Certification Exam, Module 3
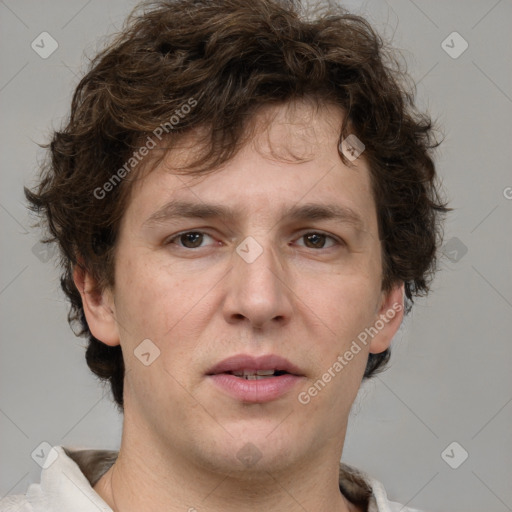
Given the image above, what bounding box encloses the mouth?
[207,353,303,378]
[227,369,290,380]
[206,354,304,403]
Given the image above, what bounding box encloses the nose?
[222,238,293,330]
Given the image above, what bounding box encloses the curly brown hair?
[25,0,448,410]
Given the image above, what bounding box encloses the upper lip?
[206,354,303,376]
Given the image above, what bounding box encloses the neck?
[93,424,361,512]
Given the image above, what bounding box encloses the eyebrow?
[143,200,365,231]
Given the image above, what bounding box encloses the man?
[2,0,447,510]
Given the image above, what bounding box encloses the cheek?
[297,270,380,340]
[115,261,197,412]
[112,252,172,348]
[113,252,218,379]
[302,281,377,402]
[294,270,381,395]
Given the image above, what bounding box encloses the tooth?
[231,369,278,379]
[244,374,278,380]
[255,369,275,376]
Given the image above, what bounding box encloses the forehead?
[123,100,377,233]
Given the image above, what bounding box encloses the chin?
[194,423,305,477]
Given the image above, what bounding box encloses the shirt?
[0,446,425,512]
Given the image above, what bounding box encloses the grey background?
[1,1,511,511]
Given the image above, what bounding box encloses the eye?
[295,232,339,249]
[166,231,216,249]
[165,230,340,251]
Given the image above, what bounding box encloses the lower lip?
[207,374,303,403]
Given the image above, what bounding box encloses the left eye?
[295,232,337,249]
[166,231,338,250]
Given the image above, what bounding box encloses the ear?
[72,264,120,347]
[369,283,404,354]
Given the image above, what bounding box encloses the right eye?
[166,231,217,249]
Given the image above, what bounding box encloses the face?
[81,99,403,476]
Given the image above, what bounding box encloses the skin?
[75,99,404,512]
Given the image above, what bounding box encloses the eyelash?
[165,230,342,250]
